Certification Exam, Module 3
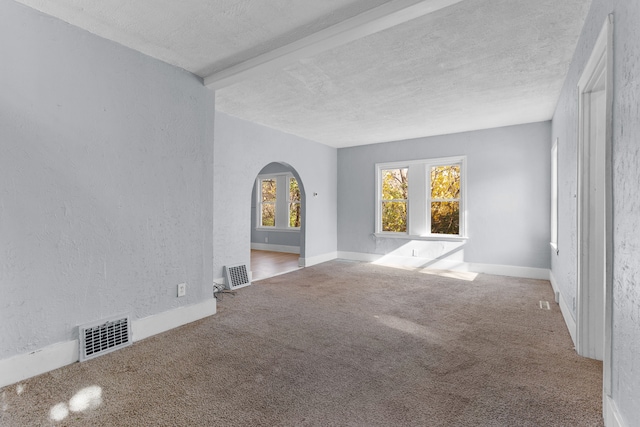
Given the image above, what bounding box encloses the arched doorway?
[249,162,306,280]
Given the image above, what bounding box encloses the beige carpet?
[0,260,603,426]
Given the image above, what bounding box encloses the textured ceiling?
[16,0,592,147]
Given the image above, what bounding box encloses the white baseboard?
[467,262,549,280]
[550,271,577,347]
[337,251,549,280]
[132,298,216,342]
[299,251,338,267]
[0,340,79,389]
[250,243,300,254]
[0,299,217,389]
[337,251,379,262]
[604,394,627,427]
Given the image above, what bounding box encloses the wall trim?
[0,340,79,389]
[338,251,380,262]
[250,243,300,254]
[337,251,549,280]
[131,298,216,342]
[0,299,217,388]
[604,394,626,427]
[299,251,338,267]
[550,271,577,347]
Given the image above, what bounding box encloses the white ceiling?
[16,0,591,147]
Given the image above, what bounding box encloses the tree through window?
[260,178,276,227]
[289,177,301,228]
[430,165,460,235]
[381,168,408,232]
[256,174,301,230]
[376,157,465,237]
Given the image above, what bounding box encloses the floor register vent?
[224,264,251,290]
[78,315,132,362]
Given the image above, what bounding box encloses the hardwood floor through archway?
[250,250,301,281]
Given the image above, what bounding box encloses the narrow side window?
[260,178,276,227]
[551,138,558,252]
[380,168,409,233]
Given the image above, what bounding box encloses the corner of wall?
[299,251,338,267]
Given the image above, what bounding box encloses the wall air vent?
[224,264,251,290]
[78,315,132,362]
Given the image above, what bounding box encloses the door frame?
[576,13,613,392]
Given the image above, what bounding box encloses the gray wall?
[213,112,337,278]
[551,0,640,423]
[0,1,214,359]
[250,163,302,248]
[338,122,551,269]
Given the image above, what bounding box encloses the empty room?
[1,0,639,426]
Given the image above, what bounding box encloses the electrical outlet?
[177,283,186,297]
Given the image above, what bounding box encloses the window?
[259,178,276,227]
[429,165,460,235]
[381,168,408,232]
[289,177,301,228]
[375,156,466,238]
[550,138,558,252]
[256,174,301,230]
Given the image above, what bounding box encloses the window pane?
[382,168,408,200]
[261,179,276,202]
[289,202,301,228]
[289,177,301,202]
[382,201,407,232]
[431,165,460,199]
[261,203,275,227]
[431,201,459,235]
[551,142,558,246]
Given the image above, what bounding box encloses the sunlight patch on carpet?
[373,262,478,281]
[49,402,69,422]
[49,385,103,422]
[375,315,441,342]
[419,268,478,281]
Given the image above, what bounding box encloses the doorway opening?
[250,162,306,281]
[576,13,613,410]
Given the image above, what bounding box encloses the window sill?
[256,227,301,232]
[374,233,468,242]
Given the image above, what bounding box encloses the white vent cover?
[78,315,132,362]
[224,264,251,290]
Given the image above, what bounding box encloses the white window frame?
[375,156,467,240]
[288,176,302,229]
[256,173,301,231]
[258,176,277,228]
[550,138,559,253]
[379,167,410,234]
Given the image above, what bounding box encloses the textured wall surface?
[337,122,551,269]
[213,112,337,279]
[551,0,640,423]
[611,0,640,420]
[0,2,214,359]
